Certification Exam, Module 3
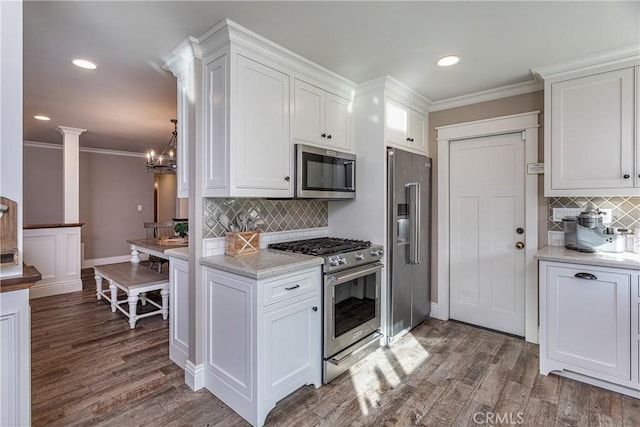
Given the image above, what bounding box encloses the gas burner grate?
[269,237,371,256]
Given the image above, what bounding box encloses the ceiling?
[23,1,639,154]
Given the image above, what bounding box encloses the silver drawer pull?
[284,284,300,291]
[574,272,597,280]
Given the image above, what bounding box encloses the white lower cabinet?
[634,274,640,386]
[202,266,322,426]
[540,261,640,397]
[0,289,31,427]
[169,257,189,369]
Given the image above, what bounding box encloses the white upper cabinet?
[234,55,291,193]
[636,67,640,189]
[165,20,357,199]
[550,68,634,193]
[293,79,351,151]
[202,52,292,198]
[533,46,640,197]
[385,97,428,155]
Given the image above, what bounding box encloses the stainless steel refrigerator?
[387,147,431,342]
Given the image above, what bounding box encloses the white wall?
[0,0,23,278]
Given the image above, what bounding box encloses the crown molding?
[531,43,640,81]
[24,141,146,158]
[355,75,432,112]
[191,18,356,97]
[163,36,201,78]
[429,79,543,112]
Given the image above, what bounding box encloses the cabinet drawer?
[263,272,316,306]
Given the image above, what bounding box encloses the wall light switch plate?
[552,208,582,222]
[137,205,143,212]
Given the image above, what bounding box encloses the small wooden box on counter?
[225,231,260,257]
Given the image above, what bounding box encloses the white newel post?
[56,126,86,223]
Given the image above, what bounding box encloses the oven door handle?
[327,262,383,284]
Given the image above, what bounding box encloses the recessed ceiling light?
[72,59,97,70]
[34,115,51,121]
[437,55,460,67]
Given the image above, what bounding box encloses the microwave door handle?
[345,161,355,190]
[407,182,420,265]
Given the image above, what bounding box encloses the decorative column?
[56,126,86,223]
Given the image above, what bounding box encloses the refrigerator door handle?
[407,182,421,264]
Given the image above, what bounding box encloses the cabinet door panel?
[236,55,291,192]
[205,270,254,399]
[204,55,228,192]
[545,265,631,379]
[408,108,426,153]
[551,68,634,190]
[385,98,408,145]
[262,294,320,400]
[325,93,351,151]
[294,79,324,145]
[169,258,189,369]
[636,67,640,189]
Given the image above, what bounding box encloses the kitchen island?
[200,250,324,426]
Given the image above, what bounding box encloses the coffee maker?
[569,208,625,253]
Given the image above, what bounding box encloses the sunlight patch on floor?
[348,332,431,416]
[390,332,430,375]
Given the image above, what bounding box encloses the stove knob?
[338,256,347,265]
[370,249,384,257]
[354,253,365,261]
[328,257,340,267]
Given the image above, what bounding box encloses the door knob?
[312,306,318,312]
[515,242,525,250]
[284,176,290,181]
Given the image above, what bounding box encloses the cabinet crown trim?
[187,18,356,94]
[357,75,431,112]
[532,43,640,81]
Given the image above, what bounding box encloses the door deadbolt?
[516,227,524,235]
[515,242,525,250]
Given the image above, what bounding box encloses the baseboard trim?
[30,280,83,299]
[430,302,447,321]
[185,361,205,391]
[82,254,147,269]
[552,370,640,399]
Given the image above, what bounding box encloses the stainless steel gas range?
[268,237,384,383]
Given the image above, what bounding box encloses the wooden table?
[126,238,188,264]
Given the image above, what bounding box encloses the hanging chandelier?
[146,119,177,173]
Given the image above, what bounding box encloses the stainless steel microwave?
[295,144,356,199]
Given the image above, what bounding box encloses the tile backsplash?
[203,198,328,238]
[548,196,640,231]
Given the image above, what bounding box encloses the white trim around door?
[436,111,540,344]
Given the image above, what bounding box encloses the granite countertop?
[165,246,189,261]
[535,246,640,270]
[200,249,324,279]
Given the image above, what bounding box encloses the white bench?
[94,262,169,329]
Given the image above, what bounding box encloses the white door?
[450,132,525,336]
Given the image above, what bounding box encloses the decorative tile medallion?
[548,197,640,232]
[203,198,328,238]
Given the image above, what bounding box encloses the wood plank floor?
[30,270,640,426]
